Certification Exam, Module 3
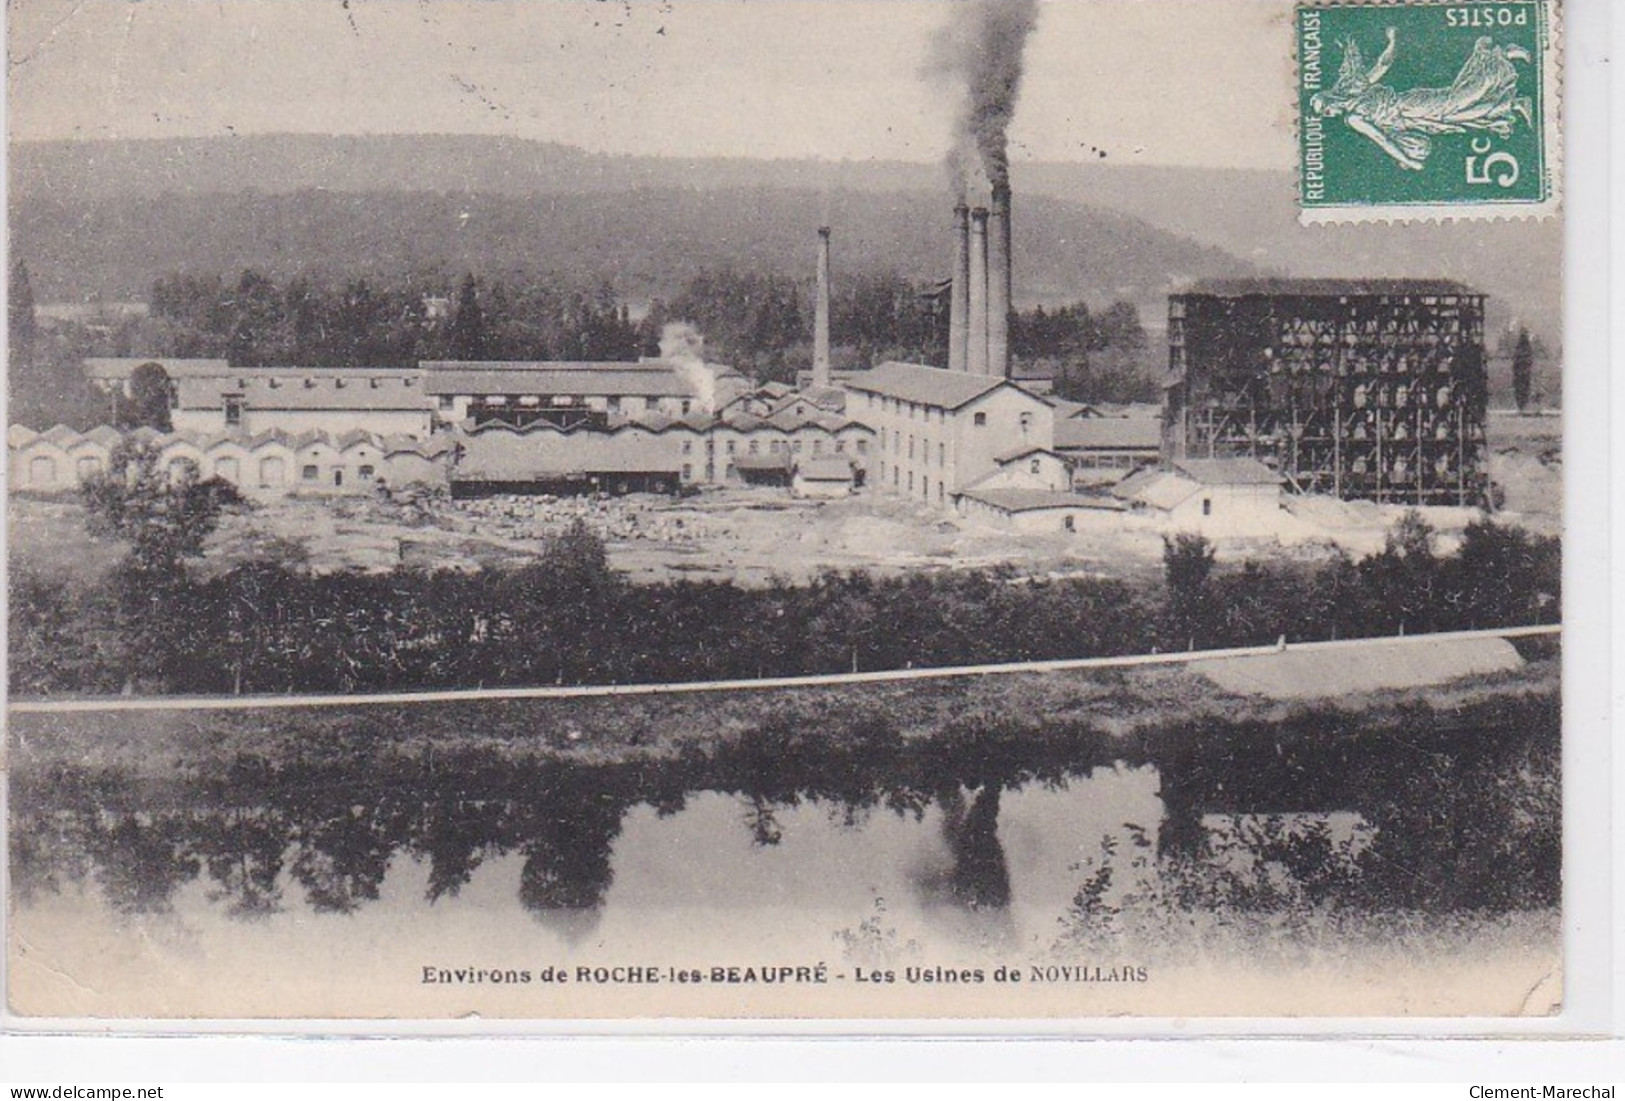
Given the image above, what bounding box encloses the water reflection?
[10,691,1561,946]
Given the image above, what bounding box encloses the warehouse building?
[1162,279,1489,506]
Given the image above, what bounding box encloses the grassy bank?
[9,654,1560,778]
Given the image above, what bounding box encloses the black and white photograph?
[2,0,1591,1024]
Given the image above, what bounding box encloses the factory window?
[813,439,824,454]
[1030,459,1042,474]
[973,412,987,427]
[438,396,455,411]
[682,464,693,480]
[359,465,375,480]
[682,440,693,454]
[1064,515,1076,533]
[908,436,914,460]
[770,441,781,453]
[225,395,244,427]
[726,441,736,454]
[1202,498,1212,517]
[30,456,57,485]
[938,443,945,468]
[749,441,759,454]
[856,440,868,455]
[302,464,319,481]
[259,457,286,485]
[333,470,344,487]
[793,441,803,453]
[681,400,692,415]
[893,468,899,488]
[1019,412,1033,434]
[609,396,621,411]
[907,472,914,493]
[937,484,944,505]
[834,441,844,454]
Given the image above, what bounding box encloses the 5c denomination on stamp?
[1297,0,1558,221]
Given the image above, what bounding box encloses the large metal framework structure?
[1163,279,1489,506]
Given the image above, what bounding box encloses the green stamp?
[1297,0,1556,218]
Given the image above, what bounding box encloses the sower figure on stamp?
[1311,28,1534,170]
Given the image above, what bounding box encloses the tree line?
[8,443,1560,697]
[7,254,1161,431]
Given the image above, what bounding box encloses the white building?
[842,362,1055,508]
[1111,458,1285,535]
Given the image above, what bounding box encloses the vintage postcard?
[3,0,1584,1025]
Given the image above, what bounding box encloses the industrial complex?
[14,185,1496,538]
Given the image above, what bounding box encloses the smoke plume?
[659,321,705,363]
[928,0,1040,197]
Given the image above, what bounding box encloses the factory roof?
[11,424,453,459]
[794,457,855,482]
[957,488,1126,514]
[177,374,427,411]
[731,453,794,473]
[995,445,1066,465]
[421,366,692,398]
[1179,278,1481,299]
[1054,416,1163,452]
[843,362,1043,410]
[1172,458,1285,486]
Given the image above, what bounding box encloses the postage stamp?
[1297,0,1559,220]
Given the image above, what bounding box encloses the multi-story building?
[842,361,1055,508]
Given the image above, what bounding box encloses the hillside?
[10,133,1561,342]
[11,185,1254,324]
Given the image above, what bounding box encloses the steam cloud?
[659,321,706,362]
[928,0,1040,197]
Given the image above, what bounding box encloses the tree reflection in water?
[9,691,1560,938]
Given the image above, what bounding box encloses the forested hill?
[11,185,1252,322]
[11,133,1561,344]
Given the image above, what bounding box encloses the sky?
[6,0,1296,169]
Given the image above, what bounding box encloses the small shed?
[792,456,856,499]
[1112,457,1285,535]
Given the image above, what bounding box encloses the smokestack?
[813,226,832,389]
[988,182,1012,379]
[967,206,990,376]
[948,204,970,374]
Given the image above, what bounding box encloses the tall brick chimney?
[988,182,1012,379]
[967,206,989,377]
[948,203,970,374]
[813,226,832,389]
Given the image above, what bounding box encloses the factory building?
[842,361,1054,507]
[423,357,747,428]
[8,424,455,497]
[1162,279,1489,506]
